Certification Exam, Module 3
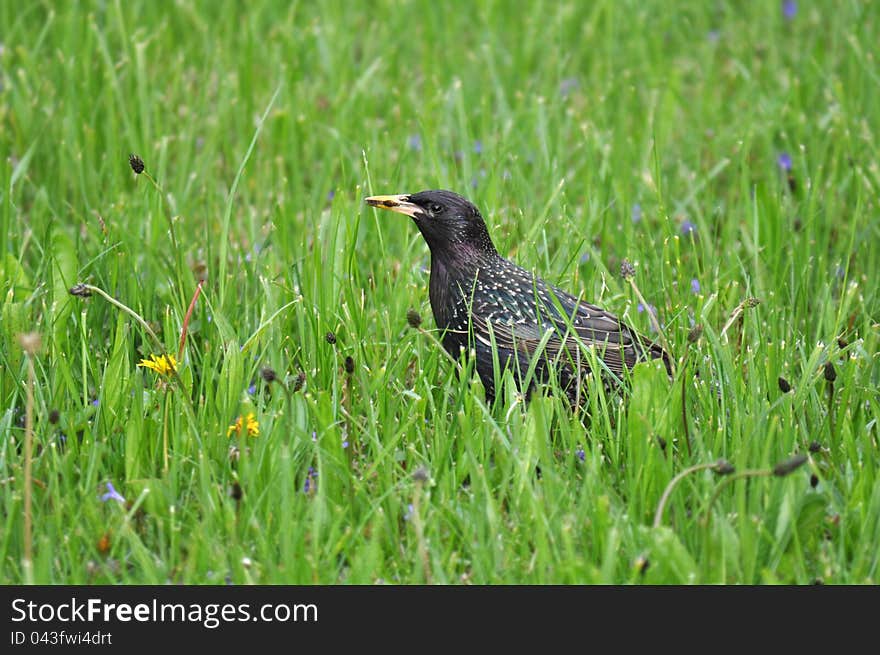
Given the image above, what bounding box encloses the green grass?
[1,0,878,584]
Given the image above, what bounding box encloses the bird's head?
[366,189,497,261]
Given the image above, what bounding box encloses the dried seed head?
[69,283,93,298]
[837,337,848,349]
[778,376,792,393]
[810,474,819,488]
[406,309,422,329]
[292,370,306,393]
[48,409,60,424]
[129,153,145,174]
[823,361,837,383]
[344,356,355,374]
[412,466,429,483]
[620,259,636,280]
[17,332,42,355]
[191,261,209,283]
[325,331,337,345]
[772,453,808,477]
[713,459,735,475]
[229,482,243,501]
[97,532,112,554]
[744,297,761,308]
[260,367,278,383]
[687,324,703,344]
[808,441,822,453]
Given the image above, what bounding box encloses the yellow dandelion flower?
[228,412,260,438]
[137,353,177,376]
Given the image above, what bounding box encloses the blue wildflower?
[579,252,591,264]
[681,219,697,236]
[782,0,797,20]
[327,190,335,202]
[559,77,579,97]
[777,152,793,171]
[631,203,642,224]
[247,383,256,395]
[101,482,126,504]
[707,29,720,43]
[576,447,585,463]
[304,467,318,494]
[91,398,99,407]
[407,134,422,151]
[690,278,701,294]
[403,503,414,521]
[473,140,483,154]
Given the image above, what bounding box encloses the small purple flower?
[579,252,591,264]
[631,203,642,224]
[707,29,720,43]
[327,190,335,202]
[403,503,414,521]
[311,431,317,442]
[473,140,483,154]
[247,383,256,395]
[342,438,349,449]
[681,219,697,236]
[690,278,701,294]
[407,134,422,151]
[782,0,797,20]
[304,467,318,494]
[637,303,657,316]
[91,399,99,407]
[101,482,126,504]
[777,152,793,171]
[575,447,585,463]
[559,77,579,97]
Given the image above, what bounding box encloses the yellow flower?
[228,412,260,438]
[137,353,177,376]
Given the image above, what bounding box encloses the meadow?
[1,0,877,584]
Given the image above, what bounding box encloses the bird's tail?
[635,334,674,378]
[651,341,674,377]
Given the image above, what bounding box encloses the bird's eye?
[429,203,443,214]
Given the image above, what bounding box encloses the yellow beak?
[365,194,421,218]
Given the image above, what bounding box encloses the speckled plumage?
[366,189,670,404]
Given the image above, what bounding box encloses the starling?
[365,189,671,404]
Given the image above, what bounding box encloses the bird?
[365,189,671,405]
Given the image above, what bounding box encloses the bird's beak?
[365,194,421,218]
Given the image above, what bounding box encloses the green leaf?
[51,228,78,349]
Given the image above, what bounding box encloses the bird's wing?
[471,282,659,377]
